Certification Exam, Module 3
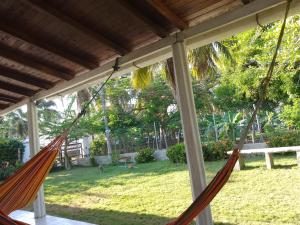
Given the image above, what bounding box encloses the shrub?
[167,143,186,163]
[203,139,233,161]
[167,140,233,163]
[90,156,98,167]
[0,138,24,165]
[135,148,155,163]
[267,130,300,147]
[0,165,16,181]
[90,134,107,156]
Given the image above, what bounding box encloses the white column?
[172,40,213,225]
[27,100,46,218]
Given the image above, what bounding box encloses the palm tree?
[132,42,233,103]
[36,99,59,122]
[7,109,28,138]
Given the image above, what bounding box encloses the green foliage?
[0,138,24,165]
[0,165,17,181]
[90,134,107,156]
[167,143,186,163]
[267,130,300,147]
[111,151,120,165]
[279,98,300,129]
[203,139,234,161]
[135,148,155,163]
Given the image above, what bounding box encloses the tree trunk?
[99,84,112,158]
[163,129,168,149]
[159,123,163,149]
[166,58,180,105]
[63,139,72,170]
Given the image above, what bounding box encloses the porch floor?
[10,210,96,225]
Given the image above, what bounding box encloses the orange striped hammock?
[0,131,240,225]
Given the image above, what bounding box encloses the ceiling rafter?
[0,20,98,70]
[0,65,54,89]
[0,94,21,104]
[0,43,74,81]
[147,0,188,30]
[241,0,251,4]
[25,0,130,56]
[116,0,169,38]
[0,103,10,110]
[0,81,37,97]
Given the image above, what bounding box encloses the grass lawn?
[43,155,300,225]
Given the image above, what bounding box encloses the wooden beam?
[0,80,37,97]
[0,43,74,80]
[25,0,130,56]
[0,20,98,70]
[241,0,252,4]
[147,0,188,30]
[0,94,21,103]
[116,0,168,38]
[0,66,54,89]
[0,103,10,110]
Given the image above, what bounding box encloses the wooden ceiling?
[0,0,245,111]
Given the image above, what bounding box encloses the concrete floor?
[10,210,96,225]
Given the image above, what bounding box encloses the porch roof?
[0,0,299,115]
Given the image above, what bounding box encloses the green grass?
[43,155,300,225]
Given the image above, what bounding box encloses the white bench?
[227,144,300,170]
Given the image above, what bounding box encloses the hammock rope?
[0,1,291,224]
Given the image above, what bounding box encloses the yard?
[43,155,300,225]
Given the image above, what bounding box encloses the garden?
[42,155,300,225]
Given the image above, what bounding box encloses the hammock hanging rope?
[0,1,291,224]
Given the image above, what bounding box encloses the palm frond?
[131,66,153,90]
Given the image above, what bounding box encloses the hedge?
[0,138,24,165]
[0,138,24,181]
[167,139,233,163]
[267,130,300,147]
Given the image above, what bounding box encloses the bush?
[135,148,155,163]
[0,138,24,165]
[167,140,233,163]
[203,139,233,161]
[90,134,107,156]
[167,143,186,163]
[0,165,16,181]
[267,130,300,147]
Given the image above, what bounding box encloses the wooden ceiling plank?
[116,0,168,38]
[0,20,98,70]
[0,103,10,110]
[0,43,74,81]
[0,80,37,97]
[25,0,129,56]
[147,0,188,30]
[0,94,21,103]
[241,0,251,4]
[0,65,54,89]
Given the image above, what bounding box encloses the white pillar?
[27,100,46,218]
[172,40,213,225]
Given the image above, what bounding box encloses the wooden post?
[27,100,46,218]
[172,40,213,225]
